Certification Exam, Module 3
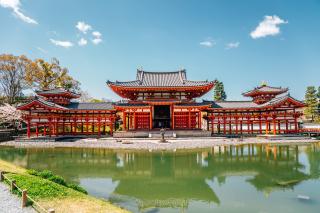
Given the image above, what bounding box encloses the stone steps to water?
[113,130,211,138]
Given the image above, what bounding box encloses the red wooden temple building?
[18,69,306,138]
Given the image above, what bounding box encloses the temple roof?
[17,96,68,111]
[242,85,288,97]
[207,93,305,109]
[36,88,80,98]
[67,102,114,110]
[107,69,214,88]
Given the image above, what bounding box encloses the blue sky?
[0,0,319,101]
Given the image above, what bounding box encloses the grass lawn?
[0,159,129,213]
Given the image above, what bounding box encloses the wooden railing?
[300,128,320,133]
[0,171,55,213]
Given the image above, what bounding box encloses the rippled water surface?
[0,143,320,213]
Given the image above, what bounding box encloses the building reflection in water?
[0,142,319,212]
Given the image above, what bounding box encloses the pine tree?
[304,86,318,122]
[214,81,227,101]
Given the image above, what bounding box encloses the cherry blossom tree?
[0,103,22,129]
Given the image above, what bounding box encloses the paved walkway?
[1,137,318,151]
[0,183,35,213]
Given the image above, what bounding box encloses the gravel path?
[0,137,318,151]
[0,183,35,213]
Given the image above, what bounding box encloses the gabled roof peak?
[242,85,288,97]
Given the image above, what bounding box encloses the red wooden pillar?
[259,116,262,134]
[265,119,269,135]
[198,111,201,129]
[110,120,113,136]
[278,120,281,134]
[85,118,89,135]
[172,107,175,130]
[62,119,65,135]
[133,111,136,130]
[36,123,39,137]
[223,116,226,134]
[240,120,243,134]
[285,120,288,133]
[123,112,127,131]
[27,118,31,138]
[211,115,214,134]
[48,118,52,137]
[149,107,153,130]
[294,115,298,133]
[43,125,46,136]
[235,117,238,134]
[74,118,77,135]
[273,118,276,135]
[129,112,133,129]
[70,122,73,135]
[98,118,101,137]
[188,109,191,129]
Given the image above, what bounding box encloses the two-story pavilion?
[107,69,215,130]
[17,69,306,138]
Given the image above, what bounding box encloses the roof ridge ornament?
[260,80,268,87]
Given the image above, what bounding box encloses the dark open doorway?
[153,105,171,129]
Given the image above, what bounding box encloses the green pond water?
[0,143,320,213]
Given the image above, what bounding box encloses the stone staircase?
[113,130,211,138]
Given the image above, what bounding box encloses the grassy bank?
[0,159,129,213]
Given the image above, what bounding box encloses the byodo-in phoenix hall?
[18,69,306,138]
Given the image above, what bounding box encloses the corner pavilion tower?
[107,69,215,130]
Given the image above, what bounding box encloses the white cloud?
[92,31,102,37]
[92,38,102,45]
[0,0,38,24]
[76,21,92,34]
[78,38,87,46]
[200,39,215,47]
[225,42,240,49]
[92,31,102,45]
[50,39,73,48]
[250,15,288,39]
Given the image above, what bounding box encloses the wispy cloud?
[250,15,288,39]
[50,39,73,48]
[0,0,38,24]
[92,31,102,45]
[78,38,87,46]
[76,21,92,34]
[225,42,240,50]
[200,38,215,48]
[36,47,48,54]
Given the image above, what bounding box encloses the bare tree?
[0,54,31,104]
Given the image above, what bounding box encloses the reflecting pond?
[0,143,320,213]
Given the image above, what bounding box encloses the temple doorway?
[153,105,171,129]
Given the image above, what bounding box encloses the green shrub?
[67,183,88,194]
[48,175,67,186]
[38,170,54,179]
[27,169,39,176]
[26,169,86,194]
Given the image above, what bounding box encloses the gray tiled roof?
[209,93,304,109]
[17,97,68,110]
[67,102,114,110]
[107,70,213,87]
[36,88,80,97]
[114,102,149,107]
[243,85,288,96]
[213,101,259,109]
